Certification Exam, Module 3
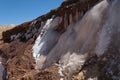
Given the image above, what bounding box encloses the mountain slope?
[0,0,120,80]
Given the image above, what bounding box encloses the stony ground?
[0,39,101,80]
[1,38,119,80]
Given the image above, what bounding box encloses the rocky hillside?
[0,24,16,39]
[0,0,120,80]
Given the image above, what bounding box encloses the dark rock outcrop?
[2,0,101,42]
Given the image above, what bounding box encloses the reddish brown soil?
[0,39,61,80]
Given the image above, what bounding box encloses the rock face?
[0,24,16,39]
[0,0,120,80]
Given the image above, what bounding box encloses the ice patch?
[33,17,62,60]
[95,0,119,56]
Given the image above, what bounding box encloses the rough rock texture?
[0,0,120,80]
[2,0,101,42]
[0,24,16,39]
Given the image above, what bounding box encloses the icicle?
[64,13,67,29]
[95,0,119,56]
[33,17,62,69]
[69,14,72,24]
[75,9,79,21]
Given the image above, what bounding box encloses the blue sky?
[0,0,63,24]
